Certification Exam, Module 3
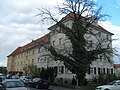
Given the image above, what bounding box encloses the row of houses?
[7,12,115,83]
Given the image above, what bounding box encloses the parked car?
[0,79,30,90]
[20,76,32,85]
[29,78,49,89]
[11,75,19,79]
[96,80,120,90]
[0,75,6,82]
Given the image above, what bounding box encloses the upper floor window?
[106,34,109,40]
[21,61,22,65]
[32,50,34,54]
[53,40,55,46]
[98,32,101,38]
[38,47,40,53]
[26,56,28,60]
[59,38,62,45]
[32,59,34,63]
[60,28,64,33]
[52,29,56,35]
[44,57,46,62]
[37,58,40,63]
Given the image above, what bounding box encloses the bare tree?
[37,0,116,85]
[23,65,40,77]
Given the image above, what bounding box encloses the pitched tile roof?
[8,33,50,57]
[114,64,120,68]
[48,12,113,35]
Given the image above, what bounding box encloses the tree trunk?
[76,73,86,86]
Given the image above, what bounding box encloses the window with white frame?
[38,58,40,63]
[59,38,62,45]
[106,34,109,40]
[38,47,40,53]
[98,32,101,38]
[58,66,64,74]
[44,57,46,62]
[90,67,93,74]
[58,66,61,73]
[53,40,55,46]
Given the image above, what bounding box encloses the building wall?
[49,20,114,82]
[7,56,14,72]
[7,48,35,73]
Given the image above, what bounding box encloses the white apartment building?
[33,13,114,84]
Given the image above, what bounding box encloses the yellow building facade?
[7,34,49,73]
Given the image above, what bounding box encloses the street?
[29,85,95,90]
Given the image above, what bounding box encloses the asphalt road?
[29,85,95,90]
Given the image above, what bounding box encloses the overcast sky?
[0,0,120,66]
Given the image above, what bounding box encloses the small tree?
[23,65,40,77]
[37,0,117,86]
[40,67,57,84]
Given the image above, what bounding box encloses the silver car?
[1,79,30,90]
[96,80,120,90]
[20,76,32,84]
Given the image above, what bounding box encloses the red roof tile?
[114,64,120,68]
[8,33,50,56]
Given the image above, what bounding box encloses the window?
[98,32,101,37]
[52,29,55,35]
[53,41,55,46]
[106,35,109,40]
[88,67,93,74]
[107,68,109,74]
[98,67,100,74]
[61,66,64,74]
[94,67,96,75]
[103,68,105,74]
[38,58,40,63]
[32,59,34,63]
[89,40,93,47]
[27,51,28,54]
[100,68,103,74]
[58,66,64,74]
[44,57,46,62]
[90,67,93,74]
[38,47,40,53]
[32,50,34,54]
[60,27,63,33]
[111,69,113,74]
[21,53,23,57]
[26,56,28,60]
[59,38,62,45]
[58,66,61,73]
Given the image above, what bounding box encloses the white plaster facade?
[34,14,114,84]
